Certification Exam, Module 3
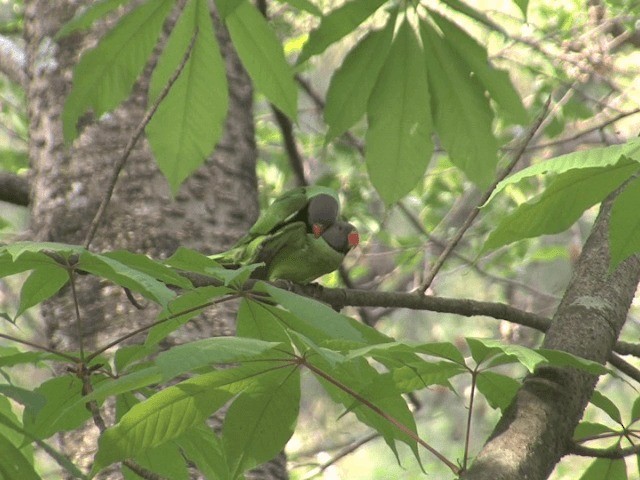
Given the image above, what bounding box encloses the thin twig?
[396,201,560,302]
[571,442,640,459]
[524,108,640,152]
[0,332,79,362]
[83,30,199,249]
[300,432,380,479]
[86,293,241,362]
[418,96,553,293]
[463,370,477,471]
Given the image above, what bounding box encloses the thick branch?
[0,172,29,206]
[463,194,640,480]
[0,35,26,88]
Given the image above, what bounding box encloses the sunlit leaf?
[324,11,395,141]
[62,0,174,142]
[484,158,640,251]
[420,19,497,187]
[366,19,433,204]
[146,0,228,194]
[226,1,298,119]
[297,0,387,63]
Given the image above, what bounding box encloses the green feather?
[241,186,339,241]
[254,222,346,283]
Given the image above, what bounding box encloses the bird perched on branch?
[212,186,359,283]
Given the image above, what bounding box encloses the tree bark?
[463,194,640,480]
[24,1,285,478]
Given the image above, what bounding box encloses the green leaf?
[579,457,627,480]
[366,19,433,204]
[78,251,176,307]
[0,384,45,411]
[145,286,233,347]
[15,266,69,319]
[324,11,395,141]
[392,360,465,393]
[536,349,609,375]
[276,0,322,16]
[0,432,39,480]
[23,376,93,440]
[590,391,622,424]
[484,158,640,251]
[467,338,547,372]
[226,1,298,119]
[102,250,192,289]
[512,0,529,18]
[297,0,387,64]
[486,138,640,204]
[92,364,274,474]
[259,284,392,345]
[476,371,520,412]
[574,421,614,441]
[154,336,280,380]
[414,342,467,365]
[420,19,498,187]
[609,176,640,269]
[631,396,640,423]
[310,354,421,466]
[223,367,300,477]
[237,298,292,344]
[179,426,231,480]
[146,0,228,194]
[215,0,246,18]
[55,0,130,39]
[428,11,528,125]
[164,246,224,275]
[62,0,174,142]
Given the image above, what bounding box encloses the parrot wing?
[256,222,346,283]
[238,186,340,245]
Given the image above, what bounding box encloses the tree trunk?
[463,193,640,479]
[23,1,286,478]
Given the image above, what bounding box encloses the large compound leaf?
[420,19,498,188]
[62,0,174,143]
[487,138,640,204]
[92,363,274,475]
[484,157,640,251]
[146,0,228,194]
[297,0,387,64]
[226,1,298,119]
[366,19,433,205]
[429,10,528,125]
[324,11,395,141]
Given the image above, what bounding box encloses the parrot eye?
[312,224,324,238]
[348,231,360,248]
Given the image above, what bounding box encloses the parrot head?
[307,194,339,238]
[321,221,359,254]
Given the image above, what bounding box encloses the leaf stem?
[301,356,462,475]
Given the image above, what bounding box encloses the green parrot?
[212,187,359,283]
[235,185,340,244]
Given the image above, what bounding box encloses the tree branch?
[571,442,640,459]
[0,34,26,88]
[462,193,640,480]
[0,172,29,206]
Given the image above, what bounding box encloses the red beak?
[348,231,359,248]
[312,224,324,238]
